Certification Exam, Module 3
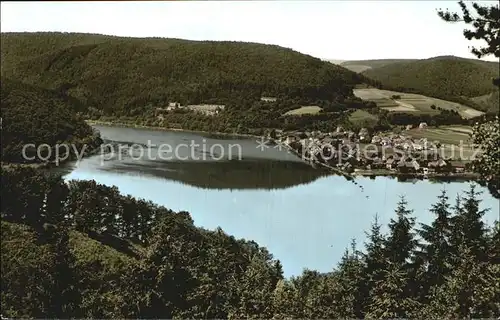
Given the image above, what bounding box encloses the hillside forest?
[2,32,495,136]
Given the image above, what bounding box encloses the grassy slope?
[1,220,140,318]
[1,221,58,318]
[352,88,484,119]
[1,32,363,117]
[1,221,139,264]
[284,106,322,115]
[471,90,500,112]
[404,126,475,162]
[349,109,379,127]
[362,56,499,112]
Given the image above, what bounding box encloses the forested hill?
[0,78,102,163]
[1,32,365,117]
[362,56,500,112]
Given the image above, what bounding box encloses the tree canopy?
[0,79,102,163]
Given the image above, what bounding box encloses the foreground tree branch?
[437,1,500,60]
[438,1,499,198]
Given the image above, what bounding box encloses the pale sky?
[1,1,498,62]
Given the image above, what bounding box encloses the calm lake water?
[61,125,499,277]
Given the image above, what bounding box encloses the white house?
[260,96,277,102]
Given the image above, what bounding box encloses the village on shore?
[267,123,476,179]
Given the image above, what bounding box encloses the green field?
[471,90,499,113]
[284,105,322,116]
[353,88,484,119]
[404,126,472,145]
[359,125,477,163]
[404,126,476,162]
[349,109,379,127]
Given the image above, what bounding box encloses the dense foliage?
[1,32,364,116]
[0,79,102,163]
[356,105,472,132]
[382,108,466,127]
[470,118,500,198]
[1,166,499,318]
[362,56,499,113]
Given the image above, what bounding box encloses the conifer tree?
[416,190,453,299]
[471,119,500,198]
[305,274,341,319]
[290,270,323,318]
[450,185,489,262]
[333,240,365,318]
[361,215,387,313]
[366,261,421,319]
[227,255,276,319]
[488,220,500,264]
[272,279,302,319]
[42,224,81,318]
[367,200,420,318]
[142,214,202,318]
[426,244,500,318]
[385,197,417,266]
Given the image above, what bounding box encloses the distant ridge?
[0,32,364,117]
[360,55,499,113]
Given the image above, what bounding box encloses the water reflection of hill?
[103,159,330,190]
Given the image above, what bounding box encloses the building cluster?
[371,134,439,151]
[156,102,225,117]
[271,127,467,176]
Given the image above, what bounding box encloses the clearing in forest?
[284,106,322,116]
[353,88,484,119]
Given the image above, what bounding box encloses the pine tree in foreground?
[361,215,387,313]
[416,190,453,300]
[450,185,489,262]
[425,244,500,318]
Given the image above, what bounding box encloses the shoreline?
[351,170,479,180]
[85,120,481,182]
[0,140,103,171]
[86,120,262,139]
[280,142,480,182]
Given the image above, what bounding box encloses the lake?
[61,125,500,277]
